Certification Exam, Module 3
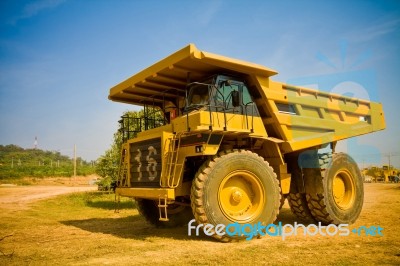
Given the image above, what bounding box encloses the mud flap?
[297,149,324,194]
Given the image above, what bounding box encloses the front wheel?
[191,150,280,242]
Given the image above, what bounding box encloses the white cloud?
[349,17,400,43]
[197,0,223,26]
[9,0,67,25]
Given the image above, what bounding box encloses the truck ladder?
[118,144,130,187]
[161,133,185,188]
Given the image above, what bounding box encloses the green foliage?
[95,147,119,189]
[0,144,95,179]
[95,108,164,183]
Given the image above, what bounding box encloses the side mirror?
[232,90,240,107]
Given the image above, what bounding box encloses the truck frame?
[109,44,385,241]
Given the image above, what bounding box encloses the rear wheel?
[286,154,315,222]
[306,153,363,224]
[279,194,286,210]
[191,150,280,242]
[136,199,193,227]
[287,193,315,222]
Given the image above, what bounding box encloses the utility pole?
[384,153,392,182]
[73,144,77,177]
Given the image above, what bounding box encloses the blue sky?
[0,0,399,167]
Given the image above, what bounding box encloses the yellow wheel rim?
[332,169,355,210]
[218,170,264,222]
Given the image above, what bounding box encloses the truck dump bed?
[253,80,385,153]
[109,44,385,153]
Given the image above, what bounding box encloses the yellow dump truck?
[382,165,399,182]
[109,44,385,241]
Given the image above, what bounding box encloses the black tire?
[279,194,286,210]
[287,193,315,222]
[136,199,193,228]
[191,149,280,242]
[306,153,364,224]
[286,154,315,221]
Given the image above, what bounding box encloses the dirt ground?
[0,181,399,265]
[0,186,97,206]
[0,176,98,210]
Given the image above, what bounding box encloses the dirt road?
[0,176,98,208]
[0,185,97,204]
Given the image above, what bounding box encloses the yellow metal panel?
[116,187,175,200]
[171,110,268,137]
[109,45,195,102]
[370,102,386,131]
[202,145,220,155]
[265,82,372,116]
[196,50,277,77]
[253,77,385,152]
[276,113,372,134]
[135,124,172,141]
[280,174,291,194]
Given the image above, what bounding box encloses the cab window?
[215,81,240,110]
[241,85,253,105]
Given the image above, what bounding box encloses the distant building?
[34,137,38,149]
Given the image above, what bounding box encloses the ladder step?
[158,197,169,221]
[166,163,183,166]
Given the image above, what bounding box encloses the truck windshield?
[189,83,210,105]
[186,78,215,112]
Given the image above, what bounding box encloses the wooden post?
[73,144,77,177]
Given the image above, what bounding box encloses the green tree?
[0,145,95,179]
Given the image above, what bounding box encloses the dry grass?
[0,184,399,265]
